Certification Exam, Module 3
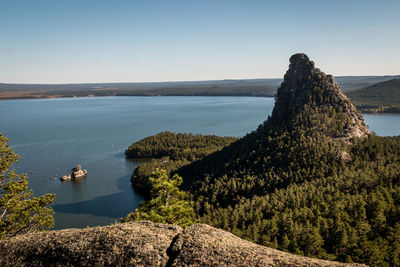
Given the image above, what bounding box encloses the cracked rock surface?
[0,221,366,266]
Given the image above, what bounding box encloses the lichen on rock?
[0,221,366,266]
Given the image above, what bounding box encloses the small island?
[61,165,87,181]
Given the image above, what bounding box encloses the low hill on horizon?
[347,78,400,112]
[1,75,399,100]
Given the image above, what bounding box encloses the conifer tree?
[122,168,196,227]
[0,134,55,240]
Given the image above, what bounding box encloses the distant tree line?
[125,132,236,198]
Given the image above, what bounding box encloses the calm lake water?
[0,96,399,229]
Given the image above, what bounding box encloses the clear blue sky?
[0,0,399,83]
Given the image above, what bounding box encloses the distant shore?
[0,93,273,101]
[1,75,400,113]
[1,93,399,114]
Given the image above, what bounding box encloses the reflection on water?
[54,171,141,220]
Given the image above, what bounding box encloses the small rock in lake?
[61,174,72,181]
[60,165,87,181]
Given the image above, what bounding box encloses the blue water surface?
[0,96,273,228]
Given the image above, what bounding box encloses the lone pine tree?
[0,134,55,240]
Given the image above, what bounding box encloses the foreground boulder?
[169,224,366,266]
[0,221,365,266]
[0,221,180,266]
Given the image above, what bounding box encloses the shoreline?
[0,94,273,101]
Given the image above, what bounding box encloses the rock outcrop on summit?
[178,53,371,191]
[0,221,365,266]
[271,53,370,141]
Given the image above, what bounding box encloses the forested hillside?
[175,54,399,266]
[347,79,400,113]
[126,54,400,266]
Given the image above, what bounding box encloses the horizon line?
[2,74,400,85]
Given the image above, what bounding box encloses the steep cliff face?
[0,221,365,266]
[271,53,369,141]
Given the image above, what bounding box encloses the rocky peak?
[270,53,370,141]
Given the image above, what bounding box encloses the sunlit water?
[0,96,399,229]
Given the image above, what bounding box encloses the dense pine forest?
[125,132,236,198]
[125,54,400,266]
[126,132,400,266]
[184,134,400,266]
[125,131,237,160]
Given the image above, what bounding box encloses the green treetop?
[122,168,196,227]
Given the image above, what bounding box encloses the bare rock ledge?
[0,221,366,267]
